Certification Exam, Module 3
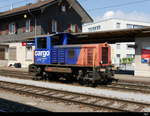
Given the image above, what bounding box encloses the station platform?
[115,74,150,83]
[0,66,150,84]
[115,69,150,84]
[0,67,28,72]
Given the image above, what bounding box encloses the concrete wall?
[83,18,150,32]
[4,43,34,68]
[135,37,150,77]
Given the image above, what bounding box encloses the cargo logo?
[35,51,50,57]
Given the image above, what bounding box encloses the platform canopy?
[4,27,150,44]
[71,27,150,44]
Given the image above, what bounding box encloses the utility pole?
[10,3,13,10]
[26,0,28,5]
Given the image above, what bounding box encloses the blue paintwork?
[26,41,35,46]
[50,47,81,64]
[34,36,51,64]
[34,33,81,65]
[65,48,81,64]
[34,49,51,64]
[62,34,68,45]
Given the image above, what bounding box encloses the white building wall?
[7,43,34,68]
[135,37,150,77]
[82,18,150,67]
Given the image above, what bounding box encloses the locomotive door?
[87,48,94,65]
[101,47,108,64]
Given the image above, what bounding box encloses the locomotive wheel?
[42,72,49,80]
[79,79,84,85]
[84,80,90,87]
[32,76,42,80]
[51,73,59,81]
[84,81,96,87]
[47,73,53,81]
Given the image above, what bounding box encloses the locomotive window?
[37,38,47,49]
[68,49,75,58]
[51,35,63,45]
[102,47,108,64]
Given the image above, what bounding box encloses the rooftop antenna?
[26,0,28,5]
[10,3,13,10]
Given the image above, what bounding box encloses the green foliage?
[120,58,134,64]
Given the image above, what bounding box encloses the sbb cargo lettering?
[35,51,50,57]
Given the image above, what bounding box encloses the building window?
[26,46,32,60]
[127,24,133,29]
[126,44,133,50]
[126,54,133,58]
[88,28,91,32]
[52,20,57,32]
[9,47,16,60]
[61,5,66,12]
[133,25,145,28]
[97,25,101,30]
[9,22,16,34]
[126,24,145,29]
[116,54,120,58]
[0,48,5,60]
[88,25,101,32]
[116,23,120,28]
[116,44,120,49]
[68,24,78,33]
[25,19,30,32]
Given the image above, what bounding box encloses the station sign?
[141,47,150,63]
[22,41,35,46]
[22,42,27,46]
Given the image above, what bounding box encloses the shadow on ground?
[0,98,50,112]
[115,70,134,75]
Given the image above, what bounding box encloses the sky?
[77,0,150,22]
[0,0,150,22]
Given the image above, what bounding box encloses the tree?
[120,58,134,70]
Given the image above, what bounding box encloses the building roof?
[83,18,150,27]
[0,0,93,23]
[0,0,55,19]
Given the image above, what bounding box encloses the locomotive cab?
[34,33,71,65]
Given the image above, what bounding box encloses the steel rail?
[0,81,150,112]
[1,70,150,94]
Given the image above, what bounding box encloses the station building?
[0,0,93,67]
[82,18,150,67]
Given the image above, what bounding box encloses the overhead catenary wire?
[0,0,33,10]
[87,0,150,12]
[0,0,149,12]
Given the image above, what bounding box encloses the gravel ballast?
[0,76,150,104]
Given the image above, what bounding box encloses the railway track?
[105,82,150,93]
[0,70,34,79]
[0,69,150,94]
[0,81,150,112]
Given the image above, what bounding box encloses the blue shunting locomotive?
[29,33,116,86]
